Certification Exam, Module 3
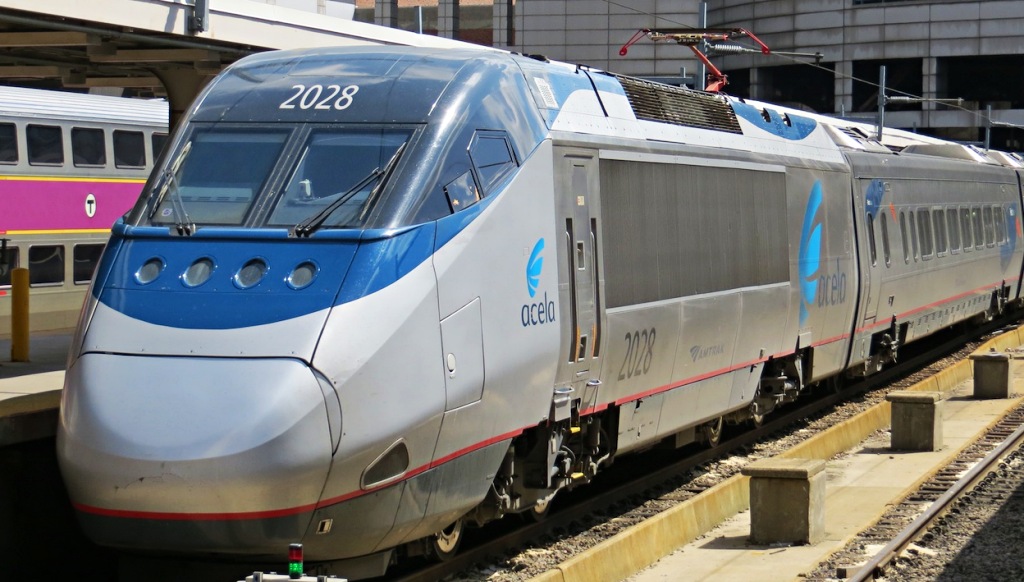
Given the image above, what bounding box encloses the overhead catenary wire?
[596,0,1024,134]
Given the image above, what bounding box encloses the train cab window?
[468,131,517,195]
[151,128,290,227]
[994,206,1007,244]
[444,171,481,212]
[866,214,878,266]
[0,123,17,163]
[983,206,995,246]
[972,206,984,249]
[960,207,973,251]
[932,209,947,256]
[28,245,64,286]
[73,244,105,284]
[27,124,64,165]
[0,247,18,287]
[946,209,960,252]
[114,130,146,168]
[152,133,169,161]
[880,212,891,266]
[917,209,933,259]
[899,211,910,263]
[71,128,106,167]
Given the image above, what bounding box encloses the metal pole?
[698,2,708,90]
[11,267,29,362]
[417,5,423,34]
[876,65,887,141]
[984,104,992,150]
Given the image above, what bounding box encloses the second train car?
[57,46,1024,576]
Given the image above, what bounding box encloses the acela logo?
[527,238,544,298]
[798,181,823,327]
[522,238,555,327]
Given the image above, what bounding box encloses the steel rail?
[849,418,1024,582]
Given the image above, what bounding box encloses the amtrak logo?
[798,181,823,327]
[527,238,544,298]
[522,237,555,327]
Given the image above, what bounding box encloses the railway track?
[831,403,1024,581]
[370,317,1021,582]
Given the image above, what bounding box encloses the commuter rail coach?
[0,86,167,336]
[56,46,1024,577]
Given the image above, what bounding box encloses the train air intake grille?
[616,75,743,134]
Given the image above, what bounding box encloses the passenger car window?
[0,123,18,163]
[27,124,64,165]
[28,245,64,286]
[946,209,960,252]
[73,243,105,284]
[994,206,1007,244]
[152,133,169,161]
[917,209,933,258]
[960,207,973,250]
[0,247,19,287]
[114,130,145,168]
[72,128,106,167]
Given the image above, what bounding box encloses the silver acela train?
[57,46,1024,575]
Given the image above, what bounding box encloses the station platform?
[0,332,70,445]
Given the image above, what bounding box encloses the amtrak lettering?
[522,238,556,327]
[690,343,725,362]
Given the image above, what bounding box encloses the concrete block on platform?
[887,390,943,451]
[970,351,1011,399]
[741,458,825,545]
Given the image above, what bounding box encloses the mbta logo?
[522,238,555,327]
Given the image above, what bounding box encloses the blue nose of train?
[57,352,336,555]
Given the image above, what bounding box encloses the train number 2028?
[618,328,656,381]
[279,84,360,111]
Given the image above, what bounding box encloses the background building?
[357,0,1023,151]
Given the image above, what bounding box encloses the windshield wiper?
[292,142,407,237]
[148,141,195,235]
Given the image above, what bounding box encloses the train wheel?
[749,403,765,428]
[700,417,724,447]
[526,492,555,522]
[426,518,464,562]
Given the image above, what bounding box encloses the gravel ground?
[449,341,981,582]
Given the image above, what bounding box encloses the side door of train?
[552,148,605,414]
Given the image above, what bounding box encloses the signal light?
[288,543,303,579]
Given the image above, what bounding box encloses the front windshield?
[149,129,289,227]
[267,128,411,230]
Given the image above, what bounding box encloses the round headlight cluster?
[135,256,319,290]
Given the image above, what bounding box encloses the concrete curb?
[530,323,1024,582]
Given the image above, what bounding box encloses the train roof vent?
[823,123,891,153]
[902,144,998,164]
[615,74,742,134]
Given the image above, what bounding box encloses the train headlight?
[234,258,268,289]
[183,257,215,287]
[135,257,165,285]
[287,261,318,290]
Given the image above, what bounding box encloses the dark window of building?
[940,55,1024,109]
[27,124,64,165]
[852,59,923,113]
[72,127,106,167]
[28,245,64,286]
[73,244,105,284]
[0,123,17,163]
[114,130,145,168]
[759,63,836,114]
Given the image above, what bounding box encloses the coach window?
[918,209,934,259]
[0,123,17,163]
[899,211,910,263]
[909,210,920,261]
[960,207,973,251]
[946,209,960,253]
[73,244,105,284]
[972,206,984,249]
[0,247,18,287]
[27,124,64,165]
[866,214,877,266]
[152,133,169,162]
[28,245,64,286]
[880,212,891,266]
[994,206,1007,244]
[983,206,995,246]
[932,208,947,256]
[71,128,106,167]
[114,130,146,168]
